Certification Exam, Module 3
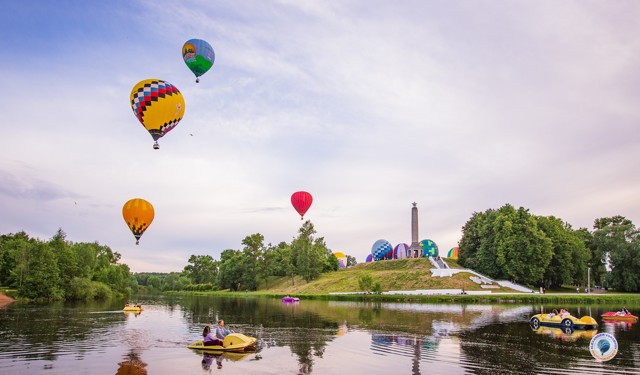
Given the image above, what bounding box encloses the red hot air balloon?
[291,191,313,220]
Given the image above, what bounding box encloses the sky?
[1,0,639,273]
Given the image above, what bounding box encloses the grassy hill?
[259,257,515,294]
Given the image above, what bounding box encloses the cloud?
[1,0,639,270]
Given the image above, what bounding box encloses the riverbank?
[0,292,16,308]
[174,290,640,305]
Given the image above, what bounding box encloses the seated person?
[616,306,630,316]
[548,309,558,318]
[559,308,570,318]
[202,326,223,346]
[215,320,234,339]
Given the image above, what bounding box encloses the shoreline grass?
[167,290,640,305]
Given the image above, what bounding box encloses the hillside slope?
[260,258,514,294]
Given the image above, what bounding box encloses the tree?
[0,232,31,288]
[258,243,277,289]
[50,229,80,291]
[240,233,265,291]
[592,216,640,292]
[459,210,502,277]
[323,250,339,272]
[537,216,590,288]
[269,242,292,276]
[217,249,244,291]
[574,227,595,286]
[459,204,553,286]
[493,205,552,286]
[182,255,218,285]
[20,242,62,300]
[291,221,327,283]
[358,274,373,293]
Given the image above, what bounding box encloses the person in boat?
[215,320,234,339]
[202,325,223,346]
[616,306,630,316]
[548,309,558,318]
[559,308,570,318]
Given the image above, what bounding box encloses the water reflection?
[201,353,223,371]
[115,350,147,375]
[530,326,598,342]
[1,297,639,374]
[123,310,141,318]
[602,320,636,331]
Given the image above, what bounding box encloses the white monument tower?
[408,202,422,258]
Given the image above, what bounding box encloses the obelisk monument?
[408,202,422,258]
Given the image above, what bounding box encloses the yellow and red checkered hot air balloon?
[122,198,154,245]
[130,79,185,149]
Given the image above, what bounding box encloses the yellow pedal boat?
[188,333,257,353]
[530,313,597,330]
[123,305,143,312]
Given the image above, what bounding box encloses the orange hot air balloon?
[291,191,313,220]
[122,198,155,245]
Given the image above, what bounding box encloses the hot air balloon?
[394,243,409,259]
[182,39,215,83]
[334,251,347,269]
[122,198,155,245]
[420,239,439,258]
[130,79,185,149]
[447,247,459,259]
[371,239,392,261]
[365,254,373,263]
[291,191,313,220]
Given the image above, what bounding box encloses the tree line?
[458,204,640,292]
[0,221,357,299]
[5,206,637,299]
[0,229,131,301]
[132,221,357,293]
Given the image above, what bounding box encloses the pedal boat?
[188,333,257,353]
[123,305,143,312]
[601,312,638,322]
[529,313,597,330]
[281,296,300,303]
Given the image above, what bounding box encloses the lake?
[0,295,638,374]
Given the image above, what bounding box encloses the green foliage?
[459,210,499,276]
[217,249,244,291]
[460,209,640,292]
[493,206,552,285]
[20,241,63,300]
[67,277,95,300]
[0,229,130,300]
[591,216,640,292]
[358,274,373,292]
[184,283,216,291]
[537,217,590,288]
[92,281,112,299]
[372,282,382,294]
[240,233,264,290]
[182,255,218,284]
[292,221,327,283]
[459,204,597,288]
[324,251,339,273]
